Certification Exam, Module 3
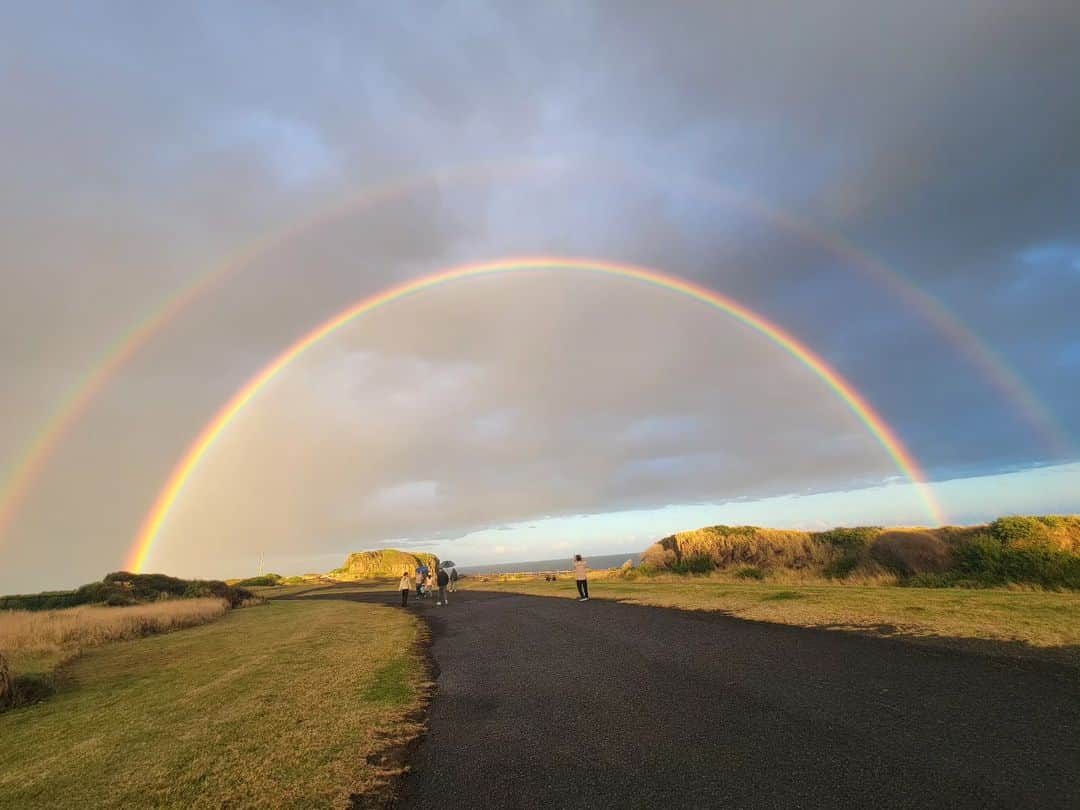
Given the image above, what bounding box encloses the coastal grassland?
[244,578,394,600]
[0,599,428,809]
[466,576,1080,667]
[0,599,230,706]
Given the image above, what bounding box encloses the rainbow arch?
[2,158,1064,549]
[126,256,946,572]
[0,159,554,542]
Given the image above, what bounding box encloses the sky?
[2,2,1078,591]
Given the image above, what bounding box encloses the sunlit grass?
[0,599,427,808]
[467,576,1080,666]
[0,599,232,702]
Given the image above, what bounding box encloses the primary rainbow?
[3,159,1066,549]
[126,257,945,572]
[0,159,552,543]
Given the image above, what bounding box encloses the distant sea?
[456,552,641,575]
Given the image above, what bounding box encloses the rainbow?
[3,158,1063,546]
[126,257,946,572]
[0,159,553,541]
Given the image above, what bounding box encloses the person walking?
[573,554,589,601]
[448,566,459,593]
[436,565,450,606]
[399,569,412,607]
[415,566,425,599]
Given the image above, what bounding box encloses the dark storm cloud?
[2,1,1078,589]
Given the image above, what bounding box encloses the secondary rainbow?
[4,159,1065,548]
[126,257,946,572]
[0,159,552,541]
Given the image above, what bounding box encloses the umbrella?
[440,560,457,568]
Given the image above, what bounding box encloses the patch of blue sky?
[442,461,1080,566]
[212,109,335,186]
[1020,242,1080,270]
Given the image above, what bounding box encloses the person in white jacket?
[398,570,412,607]
[572,554,589,601]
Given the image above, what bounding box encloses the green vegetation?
[331,548,439,580]
[639,515,1080,589]
[234,573,283,587]
[0,572,254,612]
[0,599,427,808]
[0,599,232,709]
[468,576,1080,667]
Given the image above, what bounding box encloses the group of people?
[399,562,457,607]
[397,555,592,606]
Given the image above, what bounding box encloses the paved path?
[341,588,1079,809]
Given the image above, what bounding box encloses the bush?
[987,515,1080,552]
[2,573,253,611]
[870,531,950,576]
[951,535,1080,588]
[670,555,714,574]
[236,574,282,587]
[814,526,881,552]
[824,555,860,579]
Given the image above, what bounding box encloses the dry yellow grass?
[0,598,229,658]
[468,576,1080,667]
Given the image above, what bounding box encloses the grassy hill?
[332,549,440,580]
[641,515,1080,588]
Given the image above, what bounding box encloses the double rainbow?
[2,158,1065,549]
[126,257,946,572]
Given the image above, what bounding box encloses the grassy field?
[1,599,231,704]
[466,576,1080,667]
[0,598,428,809]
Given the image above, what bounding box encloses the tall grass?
[0,598,229,657]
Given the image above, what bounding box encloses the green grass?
[0,599,427,808]
[467,576,1080,667]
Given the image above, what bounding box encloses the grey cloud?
[2,1,1078,590]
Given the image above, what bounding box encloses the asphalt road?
[348,588,1080,809]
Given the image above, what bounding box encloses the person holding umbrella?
[435,565,450,606]
[441,560,459,593]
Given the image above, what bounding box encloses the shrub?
[2,574,252,611]
[987,515,1080,552]
[236,574,282,587]
[670,555,714,574]
[824,555,860,579]
[951,534,1080,588]
[989,516,1048,548]
[870,531,950,576]
[814,526,881,552]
